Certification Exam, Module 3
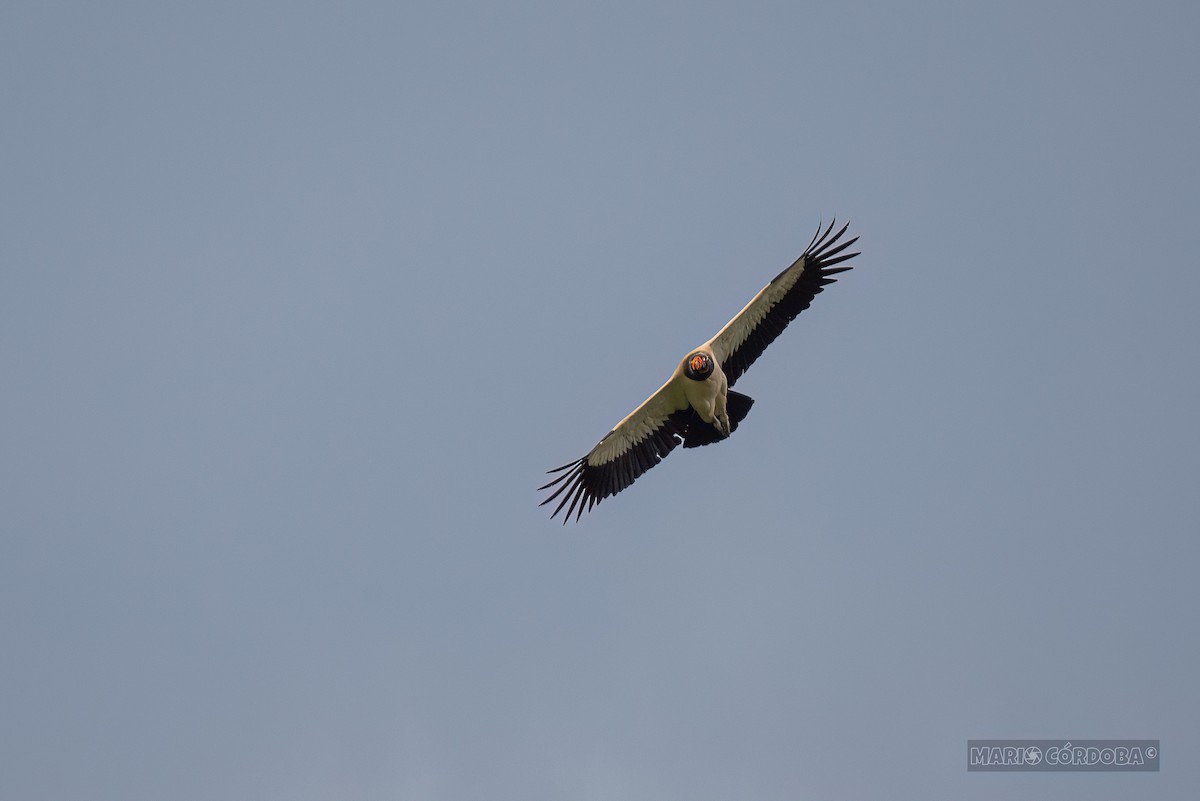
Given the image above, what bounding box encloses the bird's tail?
[679,390,755,448]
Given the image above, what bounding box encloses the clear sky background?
[3,2,1197,799]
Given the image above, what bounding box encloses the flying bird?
[539,220,860,522]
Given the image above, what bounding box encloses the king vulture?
[539,220,860,522]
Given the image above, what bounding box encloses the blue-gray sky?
[3,2,1198,799]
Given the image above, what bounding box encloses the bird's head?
[683,351,714,381]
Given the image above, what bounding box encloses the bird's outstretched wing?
[706,220,859,387]
[539,381,758,522]
[538,378,693,523]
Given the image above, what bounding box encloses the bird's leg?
[714,411,731,437]
[713,390,731,437]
